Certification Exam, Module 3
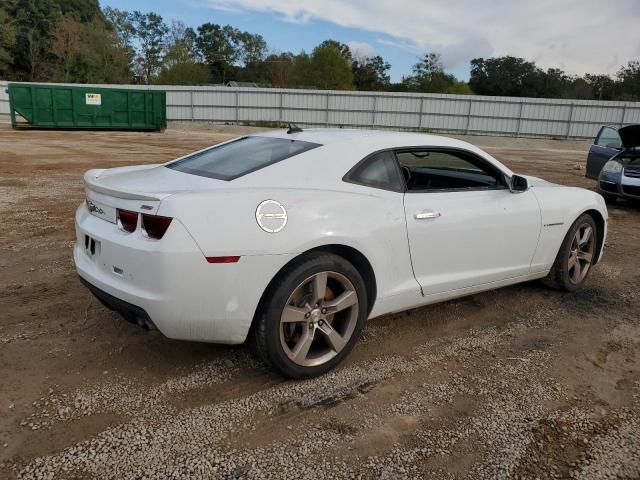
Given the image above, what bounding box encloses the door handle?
[415,211,441,220]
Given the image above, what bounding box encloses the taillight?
[142,214,173,239]
[117,209,138,233]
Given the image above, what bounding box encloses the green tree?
[316,40,352,63]
[237,31,267,67]
[542,68,572,98]
[156,20,209,85]
[130,11,168,83]
[51,0,102,22]
[6,0,58,80]
[262,52,296,87]
[290,51,313,86]
[165,20,198,62]
[156,62,210,85]
[445,82,474,95]
[584,73,617,100]
[405,52,469,94]
[560,77,593,100]
[412,52,444,78]
[308,42,353,89]
[196,23,240,83]
[49,14,130,83]
[617,61,640,100]
[50,14,83,82]
[385,79,412,92]
[0,7,16,75]
[4,0,107,81]
[163,20,199,66]
[469,56,545,97]
[103,7,135,62]
[352,55,390,91]
[80,19,130,83]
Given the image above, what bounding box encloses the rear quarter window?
[344,151,403,192]
[166,136,321,180]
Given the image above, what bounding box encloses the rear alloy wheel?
[252,253,367,378]
[544,214,598,291]
[280,271,359,367]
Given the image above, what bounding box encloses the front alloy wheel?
[567,223,595,285]
[252,253,368,378]
[544,213,598,291]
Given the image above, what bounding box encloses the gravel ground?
[0,124,639,479]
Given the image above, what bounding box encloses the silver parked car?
[587,124,640,202]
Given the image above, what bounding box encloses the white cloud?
[347,41,376,60]
[206,0,640,75]
[376,38,420,54]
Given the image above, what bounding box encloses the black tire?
[543,213,598,291]
[252,252,368,379]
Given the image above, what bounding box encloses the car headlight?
[602,160,623,174]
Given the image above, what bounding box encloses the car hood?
[522,175,557,187]
[619,124,640,149]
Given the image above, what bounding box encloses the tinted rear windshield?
[166,136,321,180]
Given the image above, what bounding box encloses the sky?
[101,0,640,82]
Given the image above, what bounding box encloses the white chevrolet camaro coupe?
[75,128,608,378]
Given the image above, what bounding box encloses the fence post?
[325,93,330,126]
[566,103,575,139]
[465,99,473,134]
[235,89,239,124]
[515,102,523,137]
[372,95,377,128]
[417,97,424,130]
[619,104,627,127]
[190,90,194,121]
[279,91,283,126]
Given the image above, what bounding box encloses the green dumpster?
[7,83,166,130]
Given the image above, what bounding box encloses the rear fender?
[158,188,414,303]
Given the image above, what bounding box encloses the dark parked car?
[587,124,640,202]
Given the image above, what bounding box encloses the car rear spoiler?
[84,169,166,201]
[619,124,640,150]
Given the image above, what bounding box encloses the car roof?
[232,128,512,189]
[253,128,473,151]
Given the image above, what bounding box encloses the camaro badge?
[256,200,287,233]
[86,199,104,215]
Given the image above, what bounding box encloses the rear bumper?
[79,276,156,329]
[74,203,294,344]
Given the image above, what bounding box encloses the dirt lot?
[1,123,639,480]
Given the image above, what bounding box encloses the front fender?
[530,185,607,272]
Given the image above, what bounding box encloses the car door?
[586,126,622,179]
[398,148,541,296]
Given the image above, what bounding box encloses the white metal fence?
[2,81,639,139]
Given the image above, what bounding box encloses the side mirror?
[509,174,529,193]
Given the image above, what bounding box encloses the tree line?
[0,0,639,100]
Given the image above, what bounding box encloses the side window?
[596,127,621,148]
[395,149,505,192]
[346,151,403,191]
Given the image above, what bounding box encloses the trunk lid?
[83,164,227,223]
